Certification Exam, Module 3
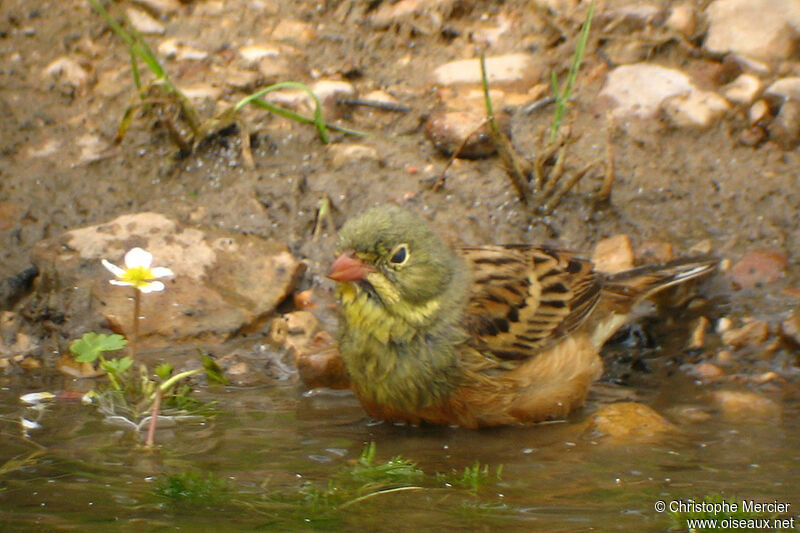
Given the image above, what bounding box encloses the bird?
[325,205,716,428]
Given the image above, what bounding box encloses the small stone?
[130,0,182,16]
[328,143,380,169]
[704,0,800,62]
[270,19,317,43]
[592,234,634,274]
[599,64,693,119]
[721,320,769,348]
[180,84,222,102]
[588,402,676,442]
[668,405,712,424]
[768,100,800,149]
[665,3,697,36]
[239,44,281,64]
[689,239,713,255]
[432,54,541,86]
[293,289,316,310]
[686,362,725,380]
[729,249,788,288]
[739,126,766,147]
[296,340,349,390]
[663,89,731,129]
[781,310,800,346]
[636,241,675,264]
[721,74,763,104]
[710,390,780,421]
[687,316,709,350]
[716,317,733,333]
[764,77,800,105]
[311,80,355,106]
[752,371,781,385]
[715,349,734,364]
[125,7,165,35]
[42,57,90,87]
[424,111,496,159]
[19,356,41,370]
[157,38,208,61]
[748,100,770,125]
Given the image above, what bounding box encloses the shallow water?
[2,368,798,532]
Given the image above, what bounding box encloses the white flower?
[101,247,174,293]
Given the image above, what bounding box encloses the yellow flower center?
[119,266,156,288]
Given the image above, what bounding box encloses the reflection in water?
[0,372,797,531]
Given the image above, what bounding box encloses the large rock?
[704,0,800,62]
[27,212,304,348]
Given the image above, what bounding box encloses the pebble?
[130,0,181,16]
[599,64,693,119]
[424,111,496,159]
[328,143,380,169]
[239,44,281,64]
[663,89,731,129]
[432,54,541,86]
[157,38,208,61]
[704,0,800,62]
[686,362,725,380]
[665,3,697,36]
[311,80,355,106]
[42,57,90,87]
[636,241,675,264]
[728,249,788,288]
[710,390,780,421]
[687,316,709,350]
[748,100,771,125]
[768,100,800,149]
[591,234,634,274]
[721,320,769,348]
[721,74,763,105]
[588,402,676,442]
[125,7,166,35]
[781,310,800,346]
[764,77,800,105]
[270,19,317,43]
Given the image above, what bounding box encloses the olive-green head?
[329,205,462,307]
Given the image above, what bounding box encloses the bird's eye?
[389,244,409,265]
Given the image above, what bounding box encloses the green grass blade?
[550,0,595,143]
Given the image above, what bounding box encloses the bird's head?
[328,205,462,316]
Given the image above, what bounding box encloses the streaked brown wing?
[459,245,602,360]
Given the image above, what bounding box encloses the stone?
[27,213,304,348]
[764,77,800,105]
[704,0,800,62]
[665,3,697,36]
[728,249,788,288]
[328,143,380,169]
[749,100,770,125]
[592,234,634,274]
[768,100,800,149]
[687,316,709,350]
[710,390,780,421]
[721,320,769,348]
[780,311,800,346]
[157,38,208,61]
[663,89,730,129]
[686,362,725,380]
[42,57,90,87]
[432,54,541,87]
[588,402,676,442]
[270,19,317,43]
[721,74,763,105]
[599,64,693,119]
[239,44,281,64]
[295,332,349,390]
[125,7,166,35]
[130,0,182,16]
[636,241,675,264]
[424,111,496,159]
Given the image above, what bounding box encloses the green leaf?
[101,356,133,375]
[155,363,174,381]
[202,355,228,385]
[69,333,128,363]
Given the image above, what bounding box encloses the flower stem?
[145,387,162,449]
[131,288,140,358]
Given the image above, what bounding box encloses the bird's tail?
[602,255,717,304]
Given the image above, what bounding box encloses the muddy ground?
[1,0,798,380]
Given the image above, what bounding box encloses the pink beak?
[327,252,374,282]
